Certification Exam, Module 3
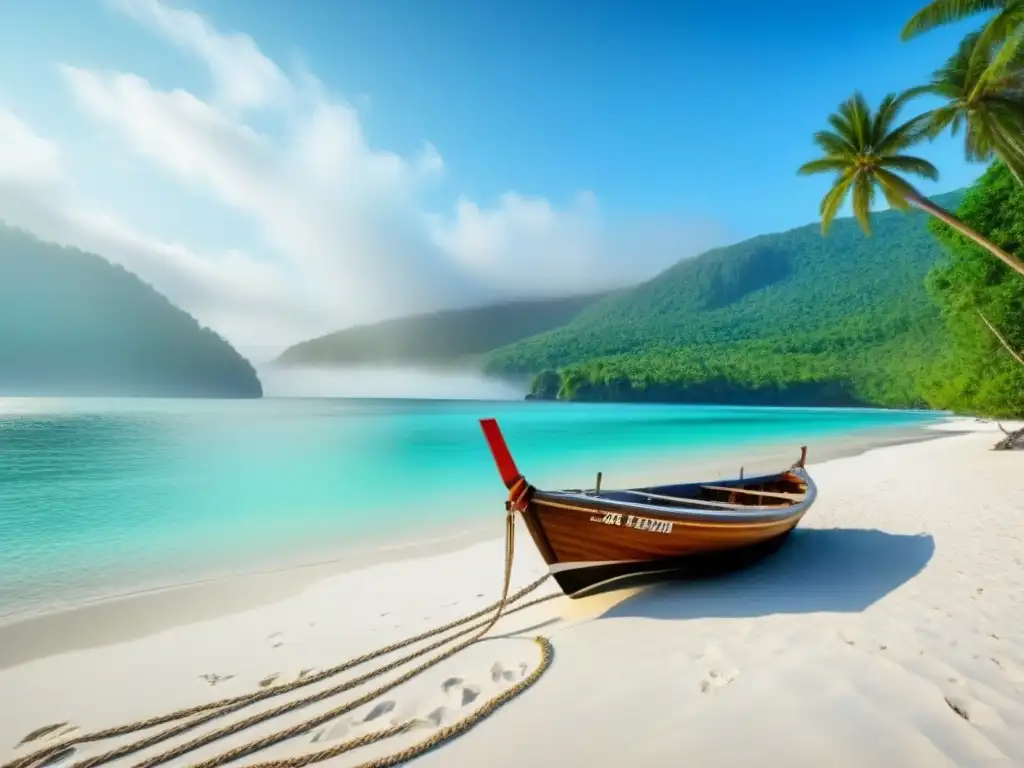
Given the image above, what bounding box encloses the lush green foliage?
[276,293,609,367]
[0,225,262,398]
[483,196,959,409]
[914,30,1024,182]
[527,326,943,408]
[923,163,1024,416]
[902,1,1024,88]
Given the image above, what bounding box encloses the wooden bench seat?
[700,485,804,501]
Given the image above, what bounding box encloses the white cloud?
[105,0,290,110]
[0,0,724,362]
[0,112,62,189]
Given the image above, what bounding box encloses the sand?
[0,418,1022,767]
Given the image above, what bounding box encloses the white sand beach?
[1,418,1022,768]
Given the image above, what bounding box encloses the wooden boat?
[479,418,817,598]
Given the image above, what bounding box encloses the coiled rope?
[5,495,557,768]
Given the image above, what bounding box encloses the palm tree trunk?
[906,191,1024,279]
[978,310,1024,365]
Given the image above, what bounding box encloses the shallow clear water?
[0,397,943,618]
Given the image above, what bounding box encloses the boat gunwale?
[535,468,817,524]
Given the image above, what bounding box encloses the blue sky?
[0,0,989,354]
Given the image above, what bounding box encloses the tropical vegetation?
[798,90,1024,278]
[793,0,1024,417]
[924,163,1024,416]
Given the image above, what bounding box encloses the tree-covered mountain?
[484,192,964,408]
[0,225,262,398]
[275,292,610,368]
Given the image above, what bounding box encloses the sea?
[0,397,945,621]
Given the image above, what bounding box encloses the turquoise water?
[0,398,943,619]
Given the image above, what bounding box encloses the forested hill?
[482,192,963,408]
[276,292,610,367]
[0,225,262,398]
[485,192,962,375]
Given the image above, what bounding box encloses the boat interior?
[569,471,809,511]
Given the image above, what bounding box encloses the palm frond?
[797,157,852,175]
[879,154,941,180]
[879,181,912,211]
[874,168,922,203]
[873,112,933,153]
[871,94,900,146]
[826,112,859,147]
[962,121,995,162]
[819,169,856,235]
[837,92,872,149]
[982,21,1024,82]
[918,105,960,140]
[851,172,875,235]
[901,0,1004,41]
[898,84,936,103]
[812,129,857,157]
[988,113,1024,178]
[964,27,1001,84]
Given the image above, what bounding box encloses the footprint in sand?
[421,707,449,728]
[943,692,1004,728]
[699,668,739,693]
[362,699,397,724]
[199,673,235,687]
[310,699,398,744]
[444,677,481,709]
[267,631,285,649]
[310,719,351,744]
[258,673,280,689]
[416,677,482,729]
[490,661,528,684]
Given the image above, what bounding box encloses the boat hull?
[521,478,812,598]
[546,530,794,597]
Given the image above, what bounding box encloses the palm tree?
[912,31,1024,182]
[798,91,1024,278]
[901,1,1024,86]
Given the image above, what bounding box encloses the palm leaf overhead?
[901,1,1024,84]
[902,0,1004,39]
[799,91,1024,278]
[916,31,1024,180]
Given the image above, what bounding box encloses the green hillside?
[276,292,610,367]
[0,225,262,398]
[485,193,963,407]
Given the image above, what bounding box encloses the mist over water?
[257,364,528,401]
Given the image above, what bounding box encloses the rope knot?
[505,476,532,513]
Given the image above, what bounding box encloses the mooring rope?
[5,500,557,768]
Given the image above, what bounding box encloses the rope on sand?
[6,505,556,768]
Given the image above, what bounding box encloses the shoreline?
[0,417,964,669]
[1,418,1021,767]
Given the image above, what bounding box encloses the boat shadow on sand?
[589,527,935,622]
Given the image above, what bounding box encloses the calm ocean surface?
[0,398,943,619]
